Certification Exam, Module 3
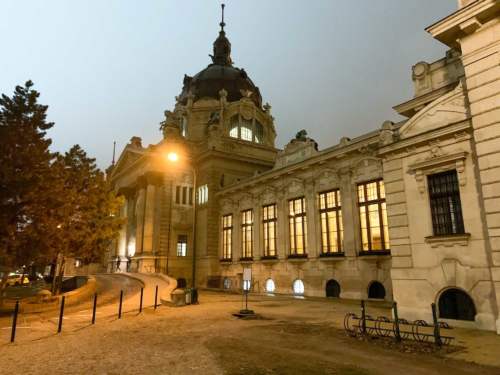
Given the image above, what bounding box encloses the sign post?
[239,268,255,316]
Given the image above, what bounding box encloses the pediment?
[110,147,145,180]
[399,82,468,140]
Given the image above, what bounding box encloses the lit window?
[176,185,194,206]
[177,235,187,257]
[228,115,263,144]
[221,214,233,260]
[357,180,390,252]
[293,279,304,295]
[197,184,208,204]
[180,116,187,137]
[263,204,277,257]
[223,277,231,289]
[319,190,343,254]
[428,170,465,236]
[241,209,253,259]
[289,197,307,256]
[265,278,275,293]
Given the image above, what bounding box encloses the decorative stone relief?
[286,177,304,196]
[379,121,396,146]
[408,151,468,193]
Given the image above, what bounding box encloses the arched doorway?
[368,281,386,299]
[438,288,476,321]
[325,279,340,298]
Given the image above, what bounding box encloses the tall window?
[229,115,263,144]
[319,190,343,254]
[358,180,390,252]
[289,197,307,256]
[263,204,277,257]
[175,185,194,206]
[241,209,253,259]
[180,116,187,137]
[198,184,208,204]
[428,170,465,235]
[177,235,187,257]
[222,215,233,260]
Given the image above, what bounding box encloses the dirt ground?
[1,290,499,375]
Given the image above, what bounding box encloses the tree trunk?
[0,273,9,308]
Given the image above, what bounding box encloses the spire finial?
[220,3,226,31]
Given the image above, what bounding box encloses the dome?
[177,6,262,107]
[178,65,262,107]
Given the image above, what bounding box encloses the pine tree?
[0,82,124,296]
[0,81,58,280]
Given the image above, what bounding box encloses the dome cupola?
[177,4,262,107]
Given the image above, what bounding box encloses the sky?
[0,0,457,169]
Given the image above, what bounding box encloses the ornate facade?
[108,1,500,333]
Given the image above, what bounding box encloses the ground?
[1,274,499,375]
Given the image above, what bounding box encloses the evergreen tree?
[0,81,123,296]
[0,81,58,275]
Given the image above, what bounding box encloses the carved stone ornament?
[379,121,395,146]
[408,151,468,193]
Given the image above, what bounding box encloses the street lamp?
[163,151,198,304]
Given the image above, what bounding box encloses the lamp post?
[165,151,198,304]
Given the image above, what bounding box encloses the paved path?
[0,273,172,344]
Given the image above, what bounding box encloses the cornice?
[217,131,382,196]
[378,120,471,156]
[426,0,500,49]
[393,82,459,118]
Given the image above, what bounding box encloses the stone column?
[339,170,357,257]
[276,190,287,259]
[305,178,317,257]
[135,176,147,256]
[253,198,262,260]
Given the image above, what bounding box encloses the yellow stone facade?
[107,1,500,333]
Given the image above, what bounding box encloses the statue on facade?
[295,129,308,141]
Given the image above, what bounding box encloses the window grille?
[428,170,465,236]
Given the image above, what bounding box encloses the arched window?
[292,279,305,295]
[228,115,263,144]
[325,279,341,298]
[368,281,386,299]
[223,277,231,290]
[438,288,476,321]
[265,278,275,293]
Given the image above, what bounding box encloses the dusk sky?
[1,0,457,168]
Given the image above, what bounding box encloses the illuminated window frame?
[318,189,343,255]
[197,184,208,205]
[228,114,264,144]
[357,180,390,253]
[176,235,187,257]
[262,204,277,258]
[241,209,253,260]
[288,197,307,257]
[221,214,233,260]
